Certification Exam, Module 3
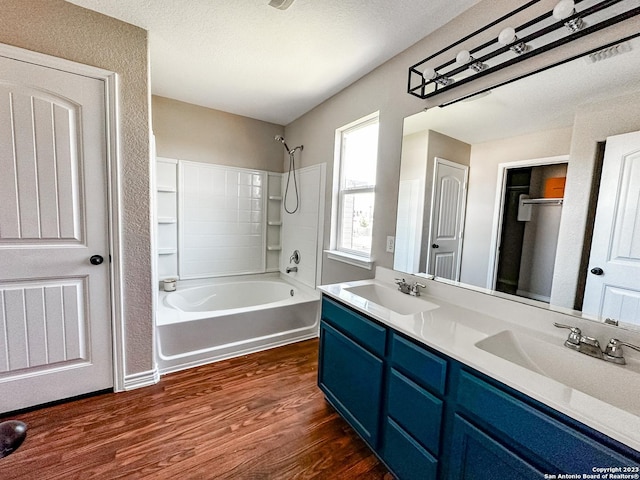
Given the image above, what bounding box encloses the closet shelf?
[267,245,282,251]
[520,197,563,206]
[158,217,177,224]
[267,221,282,226]
[157,186,177,193]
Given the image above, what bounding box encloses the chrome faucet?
[394,278,411,294]
[554,323,603,359]
[410,282,426,297]
[394,278,427,296]
[286,266,298,273]
[603,338,640,365]
[554,323,640,365]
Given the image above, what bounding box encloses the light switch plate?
[386,236,395,253]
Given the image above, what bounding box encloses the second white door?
[583,130,640,326]
[427,158,469,281]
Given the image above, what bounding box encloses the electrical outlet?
[386,236,395,253]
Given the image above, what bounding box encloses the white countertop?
[319,269,640,453]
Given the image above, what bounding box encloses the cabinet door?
[318,322,384,447]
[448,415,543,480]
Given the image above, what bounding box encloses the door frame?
[0,43,127,392]
[426,157,469,281]
[486,154,569,290]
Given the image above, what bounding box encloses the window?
[334,113,379,259]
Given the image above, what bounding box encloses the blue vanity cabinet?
[318,295,640,480]
[382,333,448,479]
[449,369,640,478]
[318,297,386,448]
[447,414,544,480]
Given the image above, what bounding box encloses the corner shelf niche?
[156,157,178,280]
[266,173,283,272]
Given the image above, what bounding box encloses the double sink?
[337,280,640,416]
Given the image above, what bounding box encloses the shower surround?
[154,158,325,373]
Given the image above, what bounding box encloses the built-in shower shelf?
[267,245,282,251]
[268,195,283,201]
[158,248,177,255]
[158,217,177,224]
[157,186,177,193]
[268,221,282,226]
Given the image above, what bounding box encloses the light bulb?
[456,50,472,64]
[553,0,576,20]
[422,67,437,80]
[498,27,517,46]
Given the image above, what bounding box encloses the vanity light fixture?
[423,67,453,86]
[498,27,530,55]
[407,0,640,101]
[553,0,585,32]
[456,50,488,72]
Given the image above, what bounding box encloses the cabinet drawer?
[448,415,543,480]
[321,297,387,356]
[457,370,640,472]
[387,369,443,455]
[384,418,438,480]
[390,333,447,395]
[318,322,384,447]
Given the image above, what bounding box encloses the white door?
[427,158,468,280]
[583,131,640,326]
[0,54,113,412]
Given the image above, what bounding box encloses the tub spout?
[286,266,298,273]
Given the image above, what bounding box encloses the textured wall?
[0,0,153,376]
[152,96,285,172]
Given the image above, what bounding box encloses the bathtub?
[156,274,320,374]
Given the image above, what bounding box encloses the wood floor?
[0,339,392,479]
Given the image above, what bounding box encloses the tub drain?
[290,289,294,297]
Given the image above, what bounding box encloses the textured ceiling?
[65,0,479,125]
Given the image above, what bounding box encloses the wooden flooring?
[0,339,392,479]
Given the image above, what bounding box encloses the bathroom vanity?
[318,269,640,479]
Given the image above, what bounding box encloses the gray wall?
[152,96,285,172]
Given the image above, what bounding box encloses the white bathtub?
[156,274,320,374]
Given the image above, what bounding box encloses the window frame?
[334,114,379,258]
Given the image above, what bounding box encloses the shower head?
[275,135,304,155]
[275,135,292,154]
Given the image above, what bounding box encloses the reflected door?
[0,53,113,412]
[583,130,640,325]
[427,158,468,280]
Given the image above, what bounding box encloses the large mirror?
[394,36,640,329]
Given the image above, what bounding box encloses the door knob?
[90,255,104,265]
[432,244,440,248]
[590,267,604,276]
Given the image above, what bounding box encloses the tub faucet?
[286,266,298,273]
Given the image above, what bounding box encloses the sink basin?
[343,283,439,315]
[475,330,640,414]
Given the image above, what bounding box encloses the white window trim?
[332,112,379,262]
[325,249,374,270]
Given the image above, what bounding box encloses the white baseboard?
[123,367,160,391]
